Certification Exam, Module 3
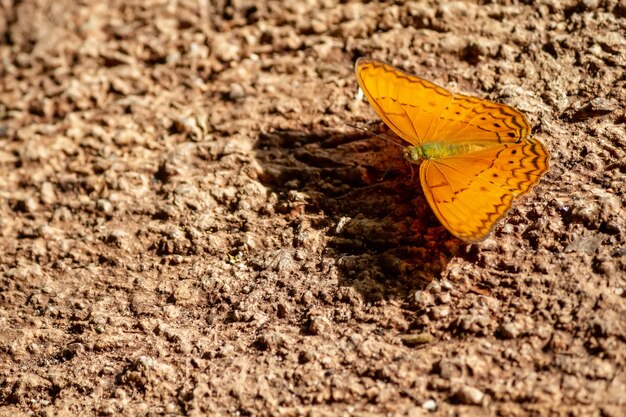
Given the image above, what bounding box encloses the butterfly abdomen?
[413,142,489,160]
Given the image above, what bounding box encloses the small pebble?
[40,182,56,205]
[229,83,245,100]
[98,404,115,416]
[429,306,450,320]
[255,331,288,351]
[212,34,240,62]
[308,315,333,336]
[16,196,39,213]
[581,0,600,9]
[137,355,155,369]
[422,398,437,411]
[301,290,314,306]
[97,199,113,214]
[427,281,442,293]
[414,290,435,307]
[106,229,128,246]
[454,385,484,405]
[400,332,435,347]
[440,280,453,291]
[499,322,521,339]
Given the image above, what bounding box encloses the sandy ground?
[1,0,625,416]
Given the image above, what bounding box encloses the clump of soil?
[1,1,625,416]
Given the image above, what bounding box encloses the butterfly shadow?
[253,128,465,303]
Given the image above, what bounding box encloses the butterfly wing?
[355,58,453,146]
[419,138,549,243]
[355,58,531,146]
[427,93,531,145]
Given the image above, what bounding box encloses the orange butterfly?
[355,58,550,243]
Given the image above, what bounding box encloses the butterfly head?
[403,146,425,165]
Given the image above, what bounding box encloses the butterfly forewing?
[355,58,453,146]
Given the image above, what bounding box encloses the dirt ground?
[1,0,625,416]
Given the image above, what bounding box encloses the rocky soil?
[1,1,625,416]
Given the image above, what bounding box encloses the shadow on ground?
[253,128,467,302]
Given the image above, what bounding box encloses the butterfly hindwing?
[419,139,549,242]
[431,93,531,145]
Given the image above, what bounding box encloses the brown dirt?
[1,1,625,416]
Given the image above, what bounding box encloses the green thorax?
[403,142,486,164]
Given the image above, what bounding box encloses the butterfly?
[355,58,550,243]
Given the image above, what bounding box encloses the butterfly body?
[404,142,491,163]
[355,58,550,243]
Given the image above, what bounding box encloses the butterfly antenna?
[380,167,391,181]
[345,122,404,149]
